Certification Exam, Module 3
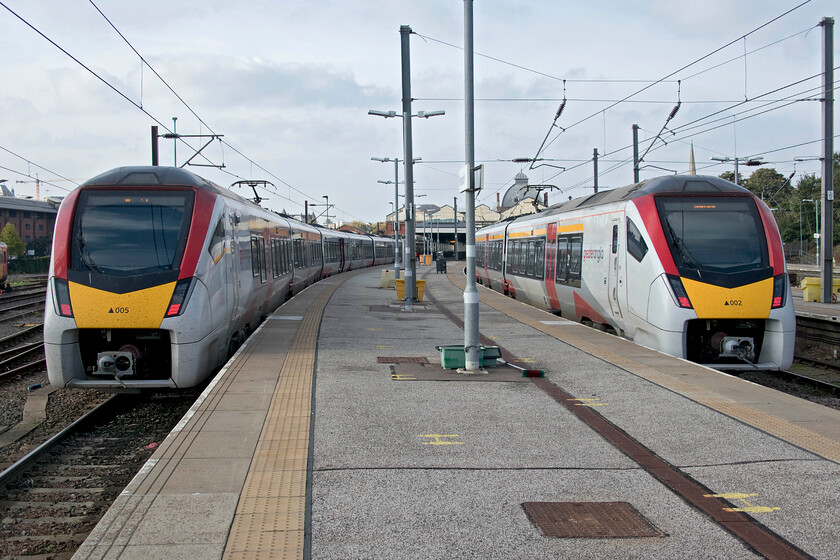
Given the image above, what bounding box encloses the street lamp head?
[416,110,445,118]
[371,157,392,163]
[368,109,397,118]
[377,180,394,184]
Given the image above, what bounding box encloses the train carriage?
[45,166,394,389]
[476,175,795,371]
[0,242,8,287]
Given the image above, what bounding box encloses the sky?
[0,0,837,224]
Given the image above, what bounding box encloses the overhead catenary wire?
[1,1,359,219]
[535,0,815,159]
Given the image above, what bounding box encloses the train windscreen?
[655,196,770,284]
[70,190,194,277]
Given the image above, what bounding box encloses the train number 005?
[112,306,130,313]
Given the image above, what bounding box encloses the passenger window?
[535,239,545,279]
[626,218,649,262]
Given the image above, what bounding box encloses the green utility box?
[437,345,501,369]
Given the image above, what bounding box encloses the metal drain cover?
[522,502,663,538]
[377,357,430,364]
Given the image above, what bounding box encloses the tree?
[27,235,53,257]
[0,223,26,256]
[744,168,792,206]
[718,171,744,185]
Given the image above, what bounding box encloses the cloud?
[146,54,393,110]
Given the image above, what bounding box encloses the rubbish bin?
[395,279,426,301]
[436,258,447,274]
[380,269,395,289]
[800,276,840,302]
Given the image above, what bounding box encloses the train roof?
[538,175,750,219]
[80,165,275,211]
[82,166,227,192]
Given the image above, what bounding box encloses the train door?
[228,211,242,328]
[608,218,623,319]
[545,223,561,311]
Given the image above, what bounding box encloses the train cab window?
[70,190,193,279]
[208,218,225,264]
[626,218,648,263]
[656,196,769,281]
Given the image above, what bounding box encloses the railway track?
[0,390,200,559]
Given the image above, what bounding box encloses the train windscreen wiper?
[665,220,702,275]
[75,232,104,274]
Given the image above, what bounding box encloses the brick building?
[0,193,60,250]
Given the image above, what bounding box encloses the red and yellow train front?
[45,181,217,389]
[637,193,794,369]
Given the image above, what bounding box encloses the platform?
[75,264,840,560]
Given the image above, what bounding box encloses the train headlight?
[666,274,693,309]
[165,278,196,318]
[52,278,74,317]
[771,274,786,309]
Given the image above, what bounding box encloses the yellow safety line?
[444,266,840,464]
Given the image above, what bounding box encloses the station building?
[0,183,60,251]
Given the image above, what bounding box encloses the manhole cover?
[377,357,430,364]
[522,502,663,538]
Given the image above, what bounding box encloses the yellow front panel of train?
[681,277,773,319]
[69,281,176,329]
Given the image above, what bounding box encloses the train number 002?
[727,300,742,306]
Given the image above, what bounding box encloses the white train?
[45,166,395,389]
[476,175,795,370]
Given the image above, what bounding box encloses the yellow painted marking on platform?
[376,345,393,349]
[705,492,779,513]
[705,492,758,500]
[391,374,416,381]
[418,434,465,445]
[367,327,380,331]
[724,505,781,513]
[517,357,537,363]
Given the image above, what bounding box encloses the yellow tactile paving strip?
[445,267,840,464]
[222,284,338,560]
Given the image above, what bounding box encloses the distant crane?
[15,174,84,200]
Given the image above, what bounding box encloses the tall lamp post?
[373,156,422,280]
[369,98,444,309]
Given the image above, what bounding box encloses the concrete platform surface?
[74,264,840,560]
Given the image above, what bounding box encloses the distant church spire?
[688,142,696,175]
